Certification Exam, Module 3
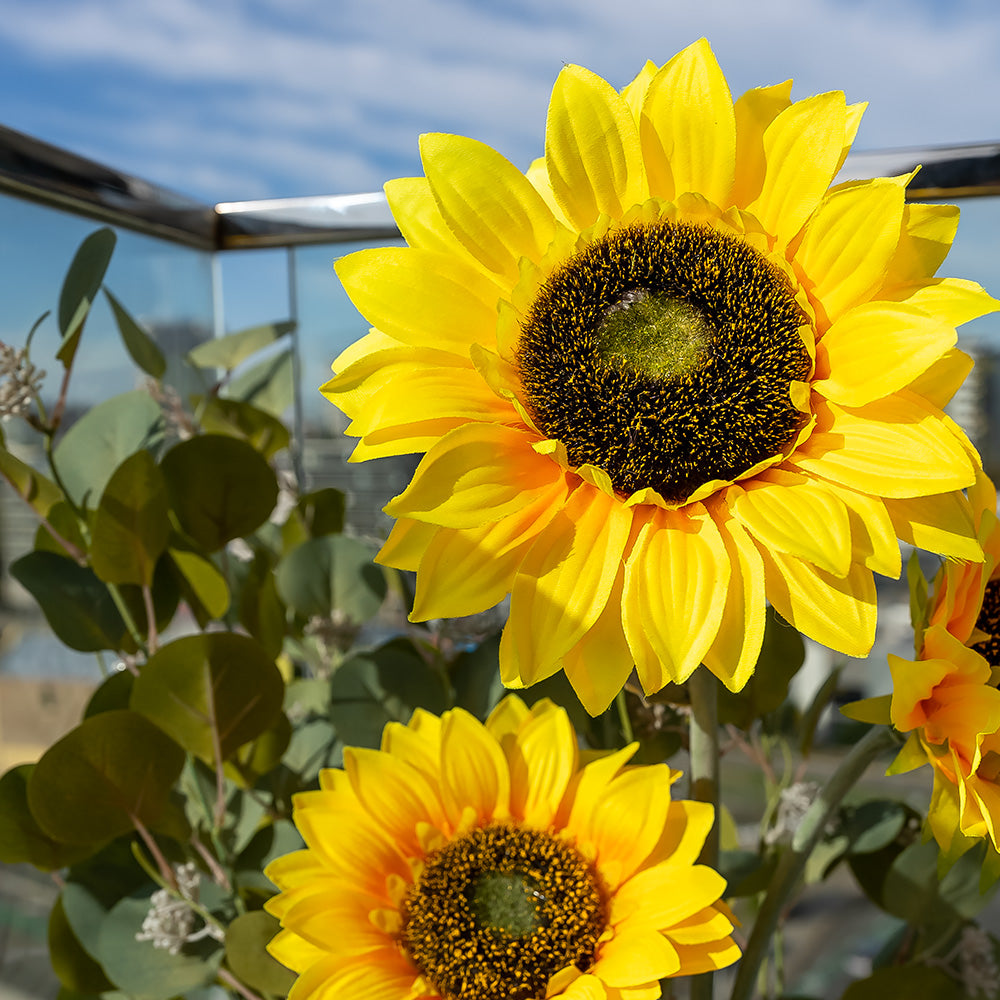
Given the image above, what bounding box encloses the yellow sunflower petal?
[411,479,569,620]
[501,484,632,686]
[507,701,578,828]
[728,469,853,577]
[335,247,501,349]
[376,518,438,572]
[812,302,955,407]
[623,504,730,690]
[638,38,735,206]
[545,64,645,230]
[759,546,876,656]
[700,511,766,692]
[620,59,658,122]
[384,175,483,266]
[420,132,557,282]
[644,799,715,870]
[885,491,982,563]
[908,348,974,409]
[439,708,510,826]
[821,482,902,579]
[789,393,976,499]
[553,972,605,1000]
[593,928,680,985]
[664,906,735,945]
[881,276,1000,327]
[795,177,906,324]
[561,571,635,716]
[611,864,728,930]
[730,80,793,208]
[882,202,960,286]
[386,423,561,529]
[267,927,326,974]
[670,938,743,975]
[748,91,847,245]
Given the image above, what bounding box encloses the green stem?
[688,667,720,1000]
[615,689,634,744]
[728,725,899,1000]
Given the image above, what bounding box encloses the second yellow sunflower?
[324,38,997,714]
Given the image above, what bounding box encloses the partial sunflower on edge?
[848,473,1000,868]
[323,37,998,714]
[264,697,739,1000]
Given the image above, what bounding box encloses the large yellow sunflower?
[323,38,997,714]
[265,697,739,1000]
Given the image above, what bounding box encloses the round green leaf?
[0,765,99,868]
[97,894,222,1000]
[167,547,230,622]
[225,910,296,996]
[53,391,165,509]
[281,487,346,550]
[27,710,185,845]
[84,669,135,717]
[91,450,170,587]
[10,551,126,652]
[161,435,278,550]
[196,396,290,459]
[841,964,965,1000]
[49,895,115,993]
[130,632,284,764]
[275,534,386,623]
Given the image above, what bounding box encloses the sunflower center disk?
[973,579,1000,669]
[403,824,606,1000]
[517,222,812,502]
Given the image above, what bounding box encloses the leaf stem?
[688,666,720,1000]
[728,725,899,1000]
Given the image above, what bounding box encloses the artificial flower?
[265,697,738,1000]
[323,38,997,714]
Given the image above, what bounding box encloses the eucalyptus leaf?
[194,396,290,458]
[104,288,167,378]
[238,561,285,660]
[59,882,110,966]
[91,451,170,587]
[166,547,230,622]
[130,632,284,764]
[161,434,278,550]
[57,228,116,368]
[329,638,449,748]
[187,320,293,371]
[226,911,296,996]
[33,499,87,556]
[281,488,346,551]
[225,347,294,416]
[0,765,99,869]
[49,896,114,993]
[840,964,965,1000]
[0,443,62,517]
[275,534,386,624]
[27,710,186,845]
[10,551,126,652]
[84,670,135,718]
[97,895,222,1000]
[52,391,165,509]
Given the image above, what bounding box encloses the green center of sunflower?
[973,579,1000,668]
[402,824,606,1000]
[517,221,812,502]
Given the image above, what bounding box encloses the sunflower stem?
[728,725,898,1000]
[688,667,720,1000]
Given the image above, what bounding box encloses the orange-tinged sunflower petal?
[748,91,847,244]
[507,700,579,828]
[500,484,632,686]
[795,177,905,325]
[881,202,960,286]
[728,469,853,577]
[760,546,876,656]
[789,393,976,499]
[439,708,510,827]
[411,478,568,620]
[386,423,560,529]
[889,654,956,732]
[611,864,728,930]
[671,938,744,975]
[593,928,680,985]
[638,38,735,206]
[545,64,645,230]
[335,247,501,349]
[561,570,635,716]
[701,511,766,692]
[812,302,955,407]
[623,504,730,689]
[730,80,793,208]
[420,132,558,283]
[376,517,438,573]
[885,490,982,563]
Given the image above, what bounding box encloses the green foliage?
[57,228,116,368]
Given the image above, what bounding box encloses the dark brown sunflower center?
[517,221,812,502]
[402,824,606,1000]
[973,578,1000,668]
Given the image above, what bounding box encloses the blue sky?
[2,0,999,204]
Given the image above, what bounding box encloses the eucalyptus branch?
[218,967,265,1000]
[106,582,148,655]
[728,725,900,1000]
[142,583,159,653]
[132,816,177,891]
